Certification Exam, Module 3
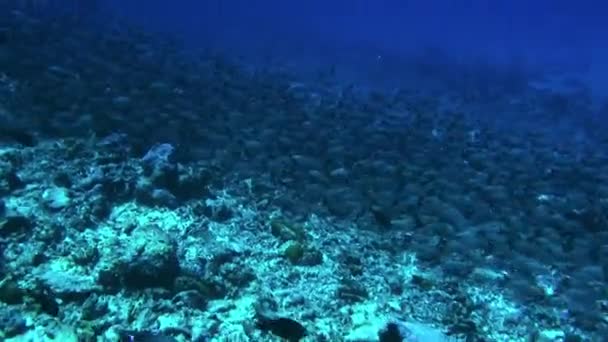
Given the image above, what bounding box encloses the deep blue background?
[99,0,607,99]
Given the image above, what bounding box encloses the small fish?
[256,314,307,342]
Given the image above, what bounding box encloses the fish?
[378,322,406,342]
[256,314,307,342]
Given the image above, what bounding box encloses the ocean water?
[0,1,607,341]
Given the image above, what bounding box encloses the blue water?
[105,1,608,94]
[1,1,607,341]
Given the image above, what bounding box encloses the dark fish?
[256,315,307,342]
[378,322,405,342]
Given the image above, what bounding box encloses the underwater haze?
[106,0,608,94]
[1,1,608,341]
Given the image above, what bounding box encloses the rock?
[299,248,323,266]
[41,187,71,210]
[135,178,177,208]
[171,164,212,200]
[338,278,369,303]
[0,162,23,195]
[0,277,25,304]
[344,307,388,342]
[123,224,179,289]
[34,261,100,300]
[81,294,109,321]
[282,240,305,264]
[52,171,73,188]
[0,307,27,338]
[0,215,33,237]
[535,329,565,342]
[202,200,233,222]
[173,275,226,301]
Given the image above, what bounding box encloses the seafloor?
[1,9,608,342]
